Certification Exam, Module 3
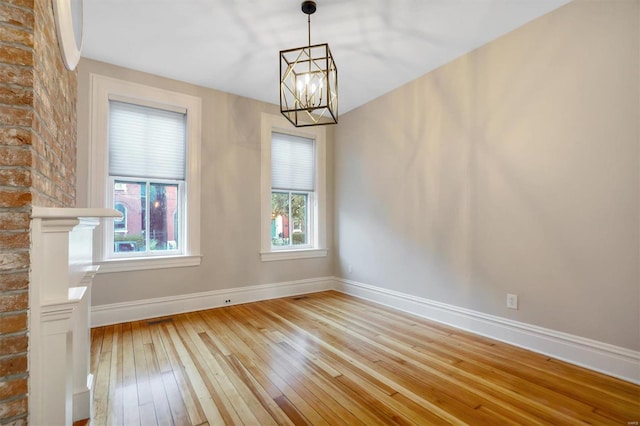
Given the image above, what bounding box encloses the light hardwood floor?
[89,291,640,425]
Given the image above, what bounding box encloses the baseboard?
[91,276,334,327]
[333,277,640,385]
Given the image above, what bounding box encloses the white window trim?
[88,73,202,273]
[260,113,327,262]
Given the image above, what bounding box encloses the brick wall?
[32,0,76,207]
[0,0,77,423]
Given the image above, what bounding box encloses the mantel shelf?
[31,207,121,219]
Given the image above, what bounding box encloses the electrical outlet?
[506,294,518,310]
[347,264,353,274]
[224,299,231,304]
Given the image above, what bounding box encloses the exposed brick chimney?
[0,0,77,423]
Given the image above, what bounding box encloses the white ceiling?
[82,0,570,114]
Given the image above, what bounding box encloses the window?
[271,132,314,248]
[260,113,327,261]
[89,74,201,273]
[109,101,184,256]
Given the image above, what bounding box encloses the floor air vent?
[146,317,175,325]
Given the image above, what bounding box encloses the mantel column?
[29,207,120,426]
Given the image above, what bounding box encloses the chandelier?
[280,1,338,127]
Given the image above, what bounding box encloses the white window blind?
[271,132,315,191]
[109,100,186,180]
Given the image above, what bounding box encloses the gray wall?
[334,0,639,350]
[77,59,334,306]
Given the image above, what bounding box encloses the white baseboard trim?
[91,276,334,327]
[333,277,640,385]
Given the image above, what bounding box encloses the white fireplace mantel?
[29,207,120,426]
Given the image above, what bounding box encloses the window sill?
[260,248,328,262]
[96,255,202,274]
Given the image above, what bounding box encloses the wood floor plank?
[261,301,466,424]
[424,332,638,421]
[308,292,640,422]
[195,319,306,425]
[144,340,174,426]
[130,321,157,426]
[205,307,330,425]
[161,370,191,426]
[106,324,123,426]
[336,296,632,424]
[90,326,105,376]
[161,322,226,425]
[254,330,369,424]
[148,325,190,425]
[161,322,208,426]
[174,316,269,425]
[121,323,140,425]
[92,349,112,426]
[212,342,296,426]
[100,324,114,353]
[90,291,640,426]
[235,304,420,425]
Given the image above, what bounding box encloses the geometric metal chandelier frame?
[280,1,338,127]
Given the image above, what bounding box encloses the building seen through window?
[271,192,308,246]
[113,181,179,253]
